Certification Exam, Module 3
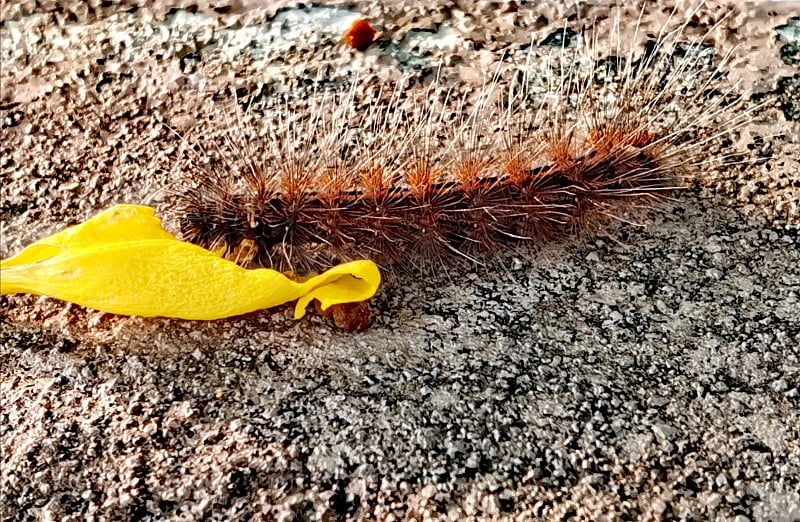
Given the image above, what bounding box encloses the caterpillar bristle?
[169,4,755,276]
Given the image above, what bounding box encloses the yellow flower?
[1,204,381,320]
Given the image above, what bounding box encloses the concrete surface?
[1,1,798,520]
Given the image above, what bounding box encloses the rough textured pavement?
[1,1,799,520]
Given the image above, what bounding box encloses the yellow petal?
[0,204,381,321]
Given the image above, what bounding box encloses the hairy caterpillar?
[171,4,755,278]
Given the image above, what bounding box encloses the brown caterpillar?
[172,4,753,277]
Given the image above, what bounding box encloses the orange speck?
[344,18,376,52]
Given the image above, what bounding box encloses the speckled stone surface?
[1,1,799,520]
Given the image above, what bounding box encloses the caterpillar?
[170,3,755,278]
